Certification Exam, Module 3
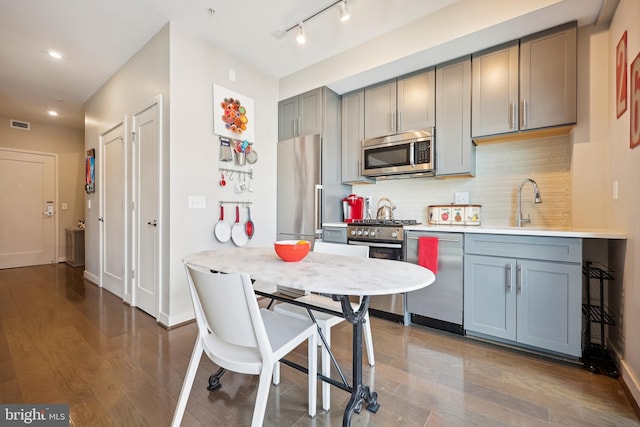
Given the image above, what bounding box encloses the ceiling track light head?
[281,0,352,45]
[340,1,351,22]
[296,22,306,44]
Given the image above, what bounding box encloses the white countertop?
[183,247,435,296]
[323,222,626,239]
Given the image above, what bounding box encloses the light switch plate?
[454,192,469,204]
[61,202,68,210]
[189,196,206,209]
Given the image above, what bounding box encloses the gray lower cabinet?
[322,225,347,244]
[464,234,582,357]
[435,56,475,176]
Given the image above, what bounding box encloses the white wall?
[607,0,640,406]
[0,117,84,261]
[166,23,279,326]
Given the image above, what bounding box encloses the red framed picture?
[630,51,640,149]
[616,31,627,119]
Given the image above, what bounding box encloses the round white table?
[183,246,435,426]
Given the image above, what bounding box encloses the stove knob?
[357,230,363,236]
[350,229,356,236]
[363,230,369,236]
[391,231,398,238]
[370,231,376,237]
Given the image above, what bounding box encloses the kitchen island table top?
[183,246,434,297]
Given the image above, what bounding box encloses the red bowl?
[274,240,310,262]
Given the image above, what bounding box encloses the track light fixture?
[283,0,352,45]
[340,1,351,22]
[296,22,306,44]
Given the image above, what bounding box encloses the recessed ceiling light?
[48,50,63,60]
[48,110,59,117]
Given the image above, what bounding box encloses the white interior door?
[133,102,160,317]
[0,149,56,269]
[100,126,126,298]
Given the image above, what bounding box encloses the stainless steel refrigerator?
[277,134,345,242]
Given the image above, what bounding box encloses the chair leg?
[308,330,317,418]
[252,364,274,427]
[272,361,280,385]
[171,338,204,427]
[321,327,331,411]
[363,312,375,366]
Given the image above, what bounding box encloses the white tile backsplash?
[352,135,572,228]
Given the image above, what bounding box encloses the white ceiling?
[0,0,609,130]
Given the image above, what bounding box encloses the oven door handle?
[348,240,403,249]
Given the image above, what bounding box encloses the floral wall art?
[213,84,255,143]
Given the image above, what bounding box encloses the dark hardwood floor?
[1,263,638,426]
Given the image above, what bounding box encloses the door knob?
[147,220,157,227]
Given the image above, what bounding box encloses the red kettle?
[342,194,364,223]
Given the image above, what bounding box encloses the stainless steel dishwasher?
[405,231,464,335]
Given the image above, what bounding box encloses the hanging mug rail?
[218,167,253,178]
[218,200,253,206]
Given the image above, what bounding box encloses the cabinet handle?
[390,112,395,133]
[506,264,512,293]
[517,264,523,294]
[509,102,516,130]
[522,99,527,129]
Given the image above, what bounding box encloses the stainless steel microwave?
[361,129,435,178]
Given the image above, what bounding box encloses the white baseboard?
[157,310,194,329]
[620,358,640,408]
[611,346,640,408]
[84,271,99,285]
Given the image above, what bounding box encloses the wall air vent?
[10,119,31,130]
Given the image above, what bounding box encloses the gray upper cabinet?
[435,57,475,176]
[471,41,519,138]
[364,68,435,139]
[364,79,396,139]
[520,23,577,131]
[278,88,323,141]
[341,89,373,184]
[472,22,577,139]
[397,69,435,133]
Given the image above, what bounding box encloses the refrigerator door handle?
[314,184,323,236]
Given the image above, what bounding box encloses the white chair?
[273,241,374,411]
[171,264,318,427]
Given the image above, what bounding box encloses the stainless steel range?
[346,219,420,323]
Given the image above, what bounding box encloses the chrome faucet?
[516,178,542,227]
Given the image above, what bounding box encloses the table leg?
[207,367,227,391]
[337,295,379,427]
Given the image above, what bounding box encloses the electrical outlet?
[454,192,469,204]
[61,202,68,210]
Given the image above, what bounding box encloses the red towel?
[417,237,438,274]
